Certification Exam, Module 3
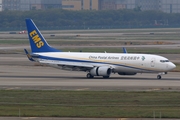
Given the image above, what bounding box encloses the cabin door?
[151,58,155,67]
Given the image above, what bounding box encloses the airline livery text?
[29,30,44,48]
[89,55,141,60]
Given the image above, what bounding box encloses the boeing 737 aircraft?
[25,19,176,79]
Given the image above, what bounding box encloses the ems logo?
[142,56,145,61]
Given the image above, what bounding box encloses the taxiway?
[0,54,179,91]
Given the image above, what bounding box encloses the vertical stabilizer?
[25,19,61,53]
[123,47,127,53]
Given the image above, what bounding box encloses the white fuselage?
[34,52,176,73]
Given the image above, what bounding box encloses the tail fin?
[25,19,61,53]
[123,47,128,53]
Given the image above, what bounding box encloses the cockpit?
[160,60,169,63]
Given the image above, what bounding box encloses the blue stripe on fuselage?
[36,55,159,72]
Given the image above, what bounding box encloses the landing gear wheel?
[157,75,162,79]
[103,76,110,79]
[86,73,94,78]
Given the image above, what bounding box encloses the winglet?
[123,47,128,53]
[25,19,61,53]
[24,49,35,61]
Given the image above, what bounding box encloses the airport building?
[0,0,2,11]
[1,0,62,11]
[98,0,180,13]
[61,0,136,11]
[135,0,159,11]
[98,0,159,11]
[159,0,180,13]
[62,0,99,10]
[99,0,126,10]
[1,0,180,13]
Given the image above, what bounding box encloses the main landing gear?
[86,73,94,78]
[103,76,110,79]
[86,73,110,79]
[157,75,162,79]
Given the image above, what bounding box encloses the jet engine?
[118,72,137,75]
[90,66,111,77]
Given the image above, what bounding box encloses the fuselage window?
[160,60,169,63]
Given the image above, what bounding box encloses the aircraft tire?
[87,73,94,78]
[157,75,161,79]
[103,76,110,79]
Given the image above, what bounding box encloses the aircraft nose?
[169,62,176,70]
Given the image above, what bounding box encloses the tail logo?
[29,30,44,48]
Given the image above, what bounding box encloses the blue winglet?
[25,19,61,53]
[24,49,35,61]
[123,47,127,53]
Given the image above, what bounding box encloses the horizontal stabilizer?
[24,49,35,61]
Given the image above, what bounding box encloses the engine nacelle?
[90,66,111,76]
[118,72,137,76]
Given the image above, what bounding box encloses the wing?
[39,59,94,71]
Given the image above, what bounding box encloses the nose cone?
[168,62,176,70]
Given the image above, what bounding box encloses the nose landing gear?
[157,72,167,79]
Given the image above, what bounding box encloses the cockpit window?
[160,60,169,63]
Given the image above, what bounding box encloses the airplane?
[24,19,176,79]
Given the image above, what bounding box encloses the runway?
[0,38,180,119]
[0,54,180,91]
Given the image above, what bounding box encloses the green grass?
[0,40,28,44]
[0,90,180,118]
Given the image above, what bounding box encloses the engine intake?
[90,66,111,76]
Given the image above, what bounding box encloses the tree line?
[0,9,180,30]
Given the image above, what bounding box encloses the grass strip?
[0,90,180,118]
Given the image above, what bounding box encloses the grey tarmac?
[0,64,180,91]
[0,54,180,91]
[0,117,179,120]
